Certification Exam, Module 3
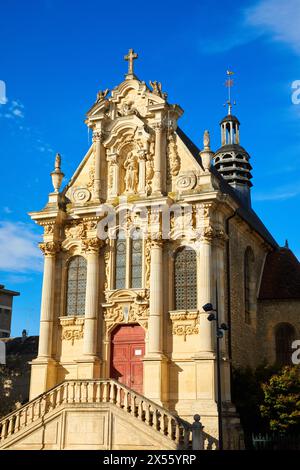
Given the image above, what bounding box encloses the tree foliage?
[260,365,300,433]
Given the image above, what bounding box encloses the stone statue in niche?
[124,151,138,193]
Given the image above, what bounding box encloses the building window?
[115,231,127,289]
[244,247,254,324]
[66,255,87,316]
[275,323,295,366]
[174,247,197,310]
[114,229,144,289]
[131,229,143,289]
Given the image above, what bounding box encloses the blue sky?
[0,0,300,336]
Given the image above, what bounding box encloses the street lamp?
[202,301,228,450]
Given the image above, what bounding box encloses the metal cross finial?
[124,48,138,78]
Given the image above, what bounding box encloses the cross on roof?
[124,48,138,78]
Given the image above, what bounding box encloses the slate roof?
[259,248,300,300]
[176,126,278,248]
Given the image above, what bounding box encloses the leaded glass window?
[115,231,126,289]
[131,230,142,288]
[174,247,197,310]
[66,255,87,316]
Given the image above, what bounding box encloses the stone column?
[29,242,59,399]
[108,152,119,198]
[152,123,165,195]
[38,242,59,357]
[143,238,168,406]
[83,242,100,357]
[77,238,102,378]
[148,239,163,354]
[93,130,104,201]
[197,229,215,354]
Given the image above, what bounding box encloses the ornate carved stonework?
[104,301,149,332]
[176,172,197,191]
[82,237,103,254]
[42,223,55,236]
[144,239,151,288]
[72,187,91,204]
[39,241,61,256]
[64,223,86,240]
[60,316,85,345]
[170,311,199,341]
[167,133,180,179]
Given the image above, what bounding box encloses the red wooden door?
[110,324,145,394]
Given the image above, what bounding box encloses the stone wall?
[257,299,300,365]
[229,218,267,369]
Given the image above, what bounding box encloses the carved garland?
[170,312,199,341]
[60,317,85,345]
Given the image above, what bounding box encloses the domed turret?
[213,73,252,207]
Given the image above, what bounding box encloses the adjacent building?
[0,285,19,339]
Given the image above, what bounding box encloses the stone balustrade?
[0,379,193,449]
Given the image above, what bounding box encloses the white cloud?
[253,183,300,201]
[245,0,300,54]
[0,99,25,120]
[0,221,43,273]
[201,0,300,55]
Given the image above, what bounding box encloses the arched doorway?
[110,324,145,394]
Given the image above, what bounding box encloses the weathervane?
[124,48,138,79]
[225,70,236,115]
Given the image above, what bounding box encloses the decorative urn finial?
[200,130,213,171]
[51,153,64,193]
[203,130,210,150]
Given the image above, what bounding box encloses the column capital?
[39,241,61,256]
[82,237,104,254]
[92,130,105,143]
[153,122,166,132]
[199,226,214,243]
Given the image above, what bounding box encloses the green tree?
[260,365,300,434]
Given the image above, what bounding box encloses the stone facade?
[4,51,297,450]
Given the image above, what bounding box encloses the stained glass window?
[66,255,87,316]
[131,229,142,288]
[115,230,126,289]
[174,247,197,310]
[275,323,295,366]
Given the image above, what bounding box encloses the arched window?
[115,230,126,289]
[275,323,295,366]
[244,247,254,324]
[174,247,197,310]
[66,255,87,316]
[131,229,143,288]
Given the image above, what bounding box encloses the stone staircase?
[0,379,192,450]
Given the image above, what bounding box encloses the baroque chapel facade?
[1,51,300,450]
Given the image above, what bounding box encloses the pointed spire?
[51,153,64,193]
[285,239,289,249]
